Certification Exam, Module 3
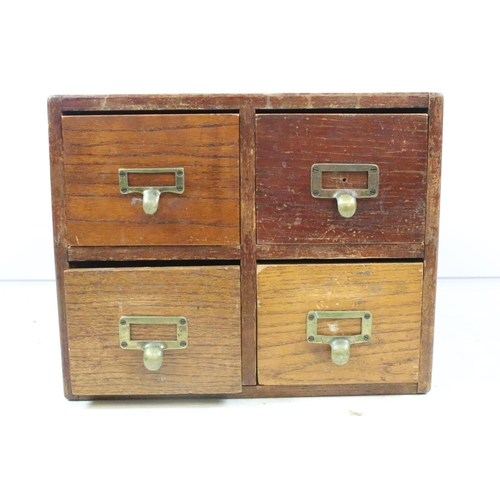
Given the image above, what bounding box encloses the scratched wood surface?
[48,97,73,397]
[239,106,258,385]
[257,263,423,386]
[62,114,240,246]
[58,93,430,112]
[48,93,442,400]
[68,245,241,262]
[255,243,424,260]
[64,266,241,396]
[67,383,419,400]
[419,94,444,392]
[256,114,428,249]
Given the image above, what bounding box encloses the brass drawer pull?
[118,168,185,215]
[306,310,372,365]
[119,316,188,371]
[310,164,379,218]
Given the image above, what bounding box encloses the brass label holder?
[118,167,185,215]
[119,315,188,371]
[306,310,372,365]
[310,163,379,218]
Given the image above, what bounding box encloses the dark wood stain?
[239,106,257,385]
[68,245,241,261]
[418,94,444,393]
[256,113,428,249]
[58,93,430,112]
[256,243,424,260]
[48,97,72,398]
[65,383,418,400]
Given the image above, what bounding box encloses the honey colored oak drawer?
[64,266,241,396]
[257,262,423,386]
[62,114,240,247]
[256,114,428,253]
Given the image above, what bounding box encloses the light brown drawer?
[62,114,240,247]
[64,266,241,396]
[256,113,428,253]
[257,262,423,385]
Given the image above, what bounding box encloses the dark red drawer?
[256,113,428,253]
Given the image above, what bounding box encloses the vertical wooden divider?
[48,97,72,398]
[418,93,443,393]
[239,105,257,385]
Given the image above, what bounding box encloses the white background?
[1,2,499,499]
[0,0,499,279]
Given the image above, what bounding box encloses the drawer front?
[257,262,423,385]
[62,114,240,246]
[64,266,241,396]
[256,114,428,249]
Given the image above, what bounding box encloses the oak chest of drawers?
[48,93,443,400]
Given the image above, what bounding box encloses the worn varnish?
[68,245,241,262]
[256,114,428,249]
[255,242,424,260]
[257,263,423,386]
[62,114,240,247]
[48,93,442,399]
[239,105,258,385]
[64,266,241,396]
[59,93,430,112]
[49,97,72,397]
[418,94,444,393]
[68,384,418,400]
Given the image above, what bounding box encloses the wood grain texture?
[62,114,240,246]
[68,245,241,261]
[64,266,241,396]
[239,106,257,385]
[256,114,428,250]
[59,93,430,112]
[48,97,72,398]
[256,243,424,260]
[257,263,423,385]
[49,93,441,400]
[66,383,418,400]
[238,383,418,398]
[418,94,444,393]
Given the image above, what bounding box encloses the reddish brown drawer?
[64,266,241,396]
[256,113,428,253]
[257,262,423,386]
[62,114,240,247]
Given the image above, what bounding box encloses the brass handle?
[335,192,357,218]
[310,164,379,218]
[119,168,185,215]
[119,316,188,371]
[142,189,162,215]
[306,310,372,365]
[143,344,164,371]
[330,338,351,366]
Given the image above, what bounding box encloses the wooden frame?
[48,93,442,400]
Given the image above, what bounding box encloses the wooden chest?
[48,93,443,399]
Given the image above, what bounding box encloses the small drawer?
[257,262,423,385]
[62,114,240,247]
[256,113,428,252]
[64,266,241,396]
